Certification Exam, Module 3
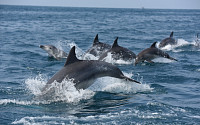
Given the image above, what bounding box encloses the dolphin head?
[39,45,59,57]
[134,56,144,65]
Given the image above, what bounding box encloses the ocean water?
[0,5,200,124]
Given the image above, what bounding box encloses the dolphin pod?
[42,46,141,92]
[40,32,180,93]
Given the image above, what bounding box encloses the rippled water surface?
[0,5,200,124]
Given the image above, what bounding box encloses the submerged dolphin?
[159,32,176,48]
[135,42,178,65]
[39,45,67,60]
[99,37,136,62]
[84,34,111,57]
[43,46,140,92]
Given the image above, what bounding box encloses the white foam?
[55,40,85,59]
[24,73,47,96]
[159,39,193,52]
[82,53,99,60]
[42,79,95,103]
[66,41,85,59]
[0,99,51,105]
[89,72,152,94]
[12,116,70,125]
[23,71,151,103]
[25,75,95,103]
[152,57,175,63]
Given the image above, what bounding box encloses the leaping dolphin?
[159,31,176,48]
[39,45,67,60]
[99,37,136,62]
[84,34,111,58]
[135,42,178,65]
[43,46,140,92]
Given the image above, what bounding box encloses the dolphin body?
[85,34,111,57]
[39,45,67,60]
[135,42,178,65]
[159,32,176,48]
[43,46,140,92]
[99,37,136,62]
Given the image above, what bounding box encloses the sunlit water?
[0,5,200,124]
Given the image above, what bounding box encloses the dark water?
[0,5,200,124]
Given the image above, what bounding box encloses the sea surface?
[0,5,200,124]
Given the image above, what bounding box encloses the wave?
[0,99,47,105]
[12,102,191,125]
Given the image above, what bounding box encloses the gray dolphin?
[135,42,178,65]
[43,46,140,92]
[39,45,67,60]
[99,37,136,62]
[159,31,176,48]
[85,34,111,57]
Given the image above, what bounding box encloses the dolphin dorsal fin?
[170,31,174,37]
[112,37,119,48]
[150,42,157,48]
[93,34,99,45]
[64,46,79,66]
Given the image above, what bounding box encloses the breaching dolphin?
[39,45,67,60]
[159,31,176,48]
[135,42,178,65]
[99,37,136,62]
[43,46,140,92]
[84,34,111,58]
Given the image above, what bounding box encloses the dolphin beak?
[39,45,44,48]
[122,75,141,84]
[169,57,178,61]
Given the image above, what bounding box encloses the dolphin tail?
[121,75,141,84]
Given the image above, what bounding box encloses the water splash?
[89,72,152,94]
[100,52,134,65]
[152,57,176,63]
[158,39,194,52]
[82,53,99,60]
[54,40,85,59]
[22,72,151,103]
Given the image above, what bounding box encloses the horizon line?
[1,4,200,10]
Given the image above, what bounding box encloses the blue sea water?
[0,5,200,124]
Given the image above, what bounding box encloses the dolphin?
[43,46,140,92]
[84,34,111,58]
[39,45,67,60]
[98,37,136,62]
[159,31,176,48]
[135,42,178,65]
